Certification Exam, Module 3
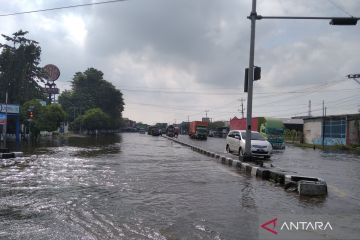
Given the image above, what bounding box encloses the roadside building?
[280,118,304,132]
[303,114,360,145]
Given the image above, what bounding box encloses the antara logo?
[260,218,333,235]
[260,218,278,235]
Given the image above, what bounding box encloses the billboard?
[0,104,20,114]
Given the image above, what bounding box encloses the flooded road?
[1,133,360,239]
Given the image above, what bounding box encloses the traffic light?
[27,107,35,120]
[330,18,358,26]
[244,66,261,92]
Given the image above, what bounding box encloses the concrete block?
[241,162,249,171]
[245,165,252,174]
[256,168,270,180]
[215,154,220,159]
[0,148,10,153]
[1,153,15,159]
[287,175,320,184]
[269,170,285,184]
[233,160,241,168]
[13,152,23,157]
[298,180,327,196]
[226,158,233,165]
[251,167,258,176]
[221,156,226,163]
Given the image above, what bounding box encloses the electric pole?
[239,98,245,118]
[205,110,209,118]
[308,100,312,117]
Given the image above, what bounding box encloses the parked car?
[225,130,272,159]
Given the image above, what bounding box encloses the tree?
[38,104,66,132]
[81,108,110,131]
[21,100,66,140]
[0,30,45,104]
[59,68,124,129]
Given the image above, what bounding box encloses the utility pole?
[244,0,257,160]
[187,115,190,123]
[205,110,209,118]
[239,98,245,118]
[308,100,312,117]
[322,100,325,149]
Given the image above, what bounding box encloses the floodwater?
[0,133,359,239]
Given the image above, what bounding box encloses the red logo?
[260,218,278,235]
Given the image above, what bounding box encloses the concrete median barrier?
[298,180,327,196]
[251,167,258,176]
[1,153,15,159]
[255,168,270,180]
[269,170,285,184]
[162,135,327,197]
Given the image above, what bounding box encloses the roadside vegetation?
[58,68,124,133]
[0,30,124,139]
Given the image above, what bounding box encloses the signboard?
[45,88,60,94]
[0,104,20,114]
[43,64,60,81]
[0,113,6,125]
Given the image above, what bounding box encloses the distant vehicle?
[208,130,215,137]
[174,126,180,137]
[166,125,175,137]
[225,130,272,159]
[139,128,146,134]
[189,121,209,140]
[148,126,161,136]
[230,117,285,149]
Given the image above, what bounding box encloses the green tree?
[0,30,45,104]
[21,100,66,140]
[59,68,124,129]
[81,108,110,131]
[38,104,66,132]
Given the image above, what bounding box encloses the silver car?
[225,130,272,159]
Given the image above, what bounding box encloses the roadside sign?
[43,64,60,81]
[45,87,60,94]
[0,104,20,114]
[0,113,6,125]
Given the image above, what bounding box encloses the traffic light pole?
[244,0,257,160]
[243,1,358,160]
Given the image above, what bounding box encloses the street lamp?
[244,0,359,160]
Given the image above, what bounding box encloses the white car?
[225,130,272,159]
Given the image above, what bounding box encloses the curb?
[162,136,327,197]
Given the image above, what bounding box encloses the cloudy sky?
[0,0,359,124]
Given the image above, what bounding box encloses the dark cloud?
[0,0,359,123]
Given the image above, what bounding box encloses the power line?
[0,0,127,17]
[327,0,353,17]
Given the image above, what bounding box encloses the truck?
[166,125,175,137]
[229,117,285,149]
[148,126,161,136]
[189,121,209,140]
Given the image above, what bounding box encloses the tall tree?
[0,30,45,104]
[59,68,124,129]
